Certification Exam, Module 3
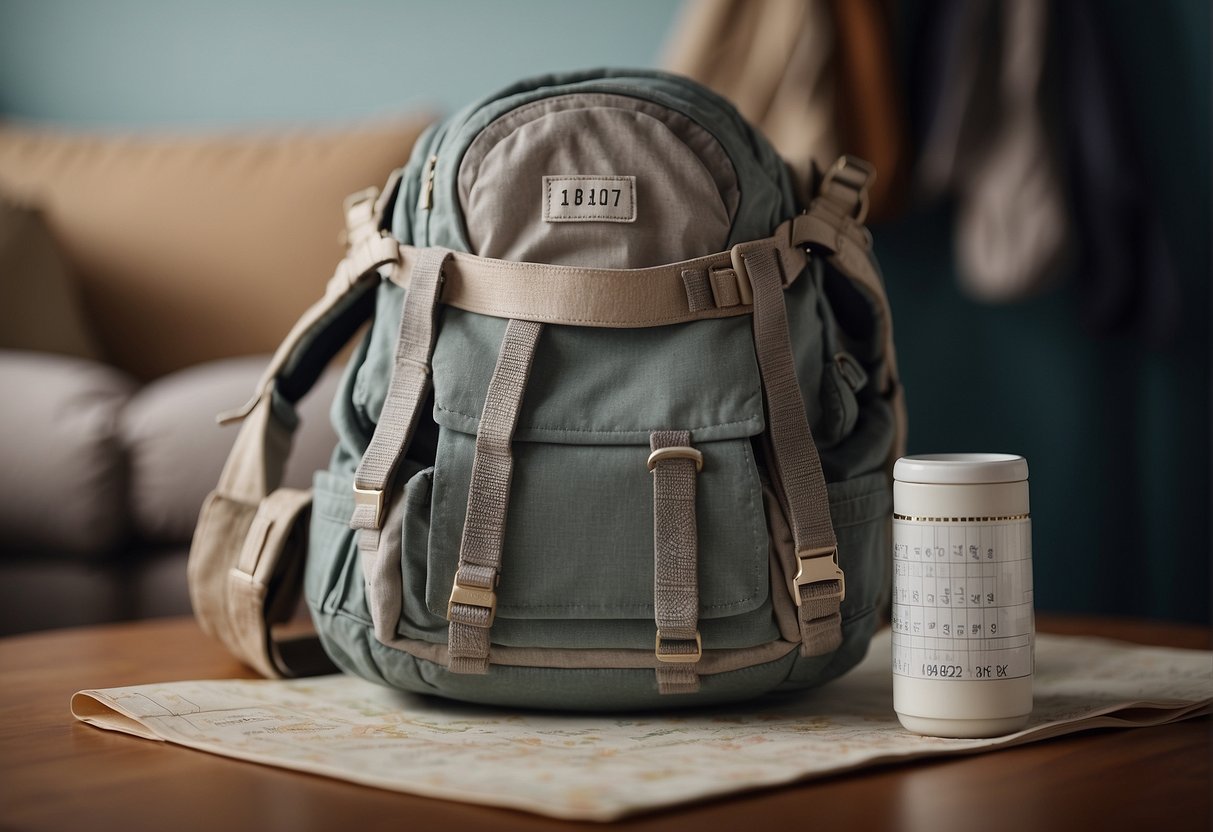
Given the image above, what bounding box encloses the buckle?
[793,546,845,606]
[352,485,384,529]
[655,630,702,663]
[729,221,802,297]
[342,186,379,220]
[726,242,761,304]
[820,156,873,222]
[646,446,704,472]
[448,582,497,627]
[340,186,380,246]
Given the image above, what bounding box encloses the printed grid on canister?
[891,519,1033,682]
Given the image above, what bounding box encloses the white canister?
[891,454,1034,738]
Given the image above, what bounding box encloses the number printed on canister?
[891,454,1035,738]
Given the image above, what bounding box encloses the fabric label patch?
[542,175,636,223]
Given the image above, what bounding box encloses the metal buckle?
[793,546,845,606]
[352,485,384,529]
[655,630,702,663]
[447,582,497,627]
[646,446,704,473]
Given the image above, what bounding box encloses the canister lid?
[894,453,1028,485]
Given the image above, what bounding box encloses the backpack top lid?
[392,69,799,268]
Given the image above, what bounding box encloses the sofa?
[0,117,430,634]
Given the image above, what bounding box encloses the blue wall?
[0,0,683,127]
[1,0,1208,623]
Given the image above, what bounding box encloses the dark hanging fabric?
[1057,0,1182,343]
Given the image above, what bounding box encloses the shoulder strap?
[188,171,403,678]
[793,156,907,468]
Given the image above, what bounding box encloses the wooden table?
[1,615,1208,831]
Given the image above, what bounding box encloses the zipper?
[418,154,438,212]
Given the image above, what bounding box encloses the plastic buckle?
[655,630,702,663]
[726,241,761,305]
[352,485,384,529]
[820,156,873,223]
[793,546,845,606]
[448,582,498,627]
[339,186,380,246]
[729,218,803,296]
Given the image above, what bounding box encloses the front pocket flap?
[425,430,769,619]
[429,309,764,444]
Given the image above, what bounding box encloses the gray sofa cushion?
[0,350,135,557]
[122,355,342,544]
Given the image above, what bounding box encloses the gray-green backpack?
[189,69,906,710]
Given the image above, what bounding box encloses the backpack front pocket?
[410,425,778,653]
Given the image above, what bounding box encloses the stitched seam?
[445,251,735,278]
[740,438,763,607]
[446,303,748,327]
[434,402,762,435]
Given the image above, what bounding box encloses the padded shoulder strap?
[188,170,403,678]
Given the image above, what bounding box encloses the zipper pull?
[418,154,438,211]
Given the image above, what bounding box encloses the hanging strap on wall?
[446,319,544,674]
[648,431,704,694]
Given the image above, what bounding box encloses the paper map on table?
[71,631,1211,821]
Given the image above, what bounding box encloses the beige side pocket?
[188,487,313,678]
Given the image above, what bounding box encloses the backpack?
[188,69,906,710]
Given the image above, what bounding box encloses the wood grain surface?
[0,615,1208,832]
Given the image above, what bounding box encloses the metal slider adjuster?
[655,630,702,663]
[352,485,385,529]
[448,581,498,627]
[793,546,845,606]
[646,446,704,472]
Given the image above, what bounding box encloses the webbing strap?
[649,431,703,694]
[351,248,450,553]
[446,318,544,674]
[745,246,844,657]
[393,233,801,329]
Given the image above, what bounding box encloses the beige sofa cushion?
[0,117,431,379]
[0,194,102,360]
[121,355,344,544]
[0,351,135,557]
